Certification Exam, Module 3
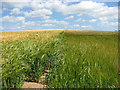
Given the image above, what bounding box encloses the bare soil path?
[22,69,49,88]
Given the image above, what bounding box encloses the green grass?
[2,31,59,88]
[47,31,118,88]
[2,30,118,88]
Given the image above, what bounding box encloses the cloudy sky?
[0,0,118,31]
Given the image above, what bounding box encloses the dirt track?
[22,69,49,88]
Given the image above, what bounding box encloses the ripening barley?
[2,30,118,88]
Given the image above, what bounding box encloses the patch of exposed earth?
[22,70,49,88]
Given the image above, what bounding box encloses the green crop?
[2,30,118,88]
[2,31,58,88]
[47,31,118,88]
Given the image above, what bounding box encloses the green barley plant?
[2,30,118,88]
[47,31,118,88]
[2,31,59,88]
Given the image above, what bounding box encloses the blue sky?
[0,0,118,31]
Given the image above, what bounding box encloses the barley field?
[1,30,118,88]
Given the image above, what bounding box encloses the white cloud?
[111,22,118,26]
[43,19,68,25]
[16,26,22,29]
[2,15,25,22]
[1,0,118,31]
[76,18,82,22]
[100,21,118,27]
[43,16,50,19]
[77,14,82,16]
[65,16,74,19]
[0,26,3,30]
[76,18,86,22]
[0,18,2,22]
[41,24,55,27]
[73,24,92,29]
[81,25,90,28]
[89,19,97,22]
[2,1,118,21]
[2,0,32,8]
[0,9,2,14]
[63,0,80,3]
[30,0,45,10]
[24,9,52,17]
[48,1,117,21]
[10,8,21,15]
[4,21,37,30]
[73,24,80,27]
[22,21,35,27]
[82,19,86,22]
[3,8,9,11]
